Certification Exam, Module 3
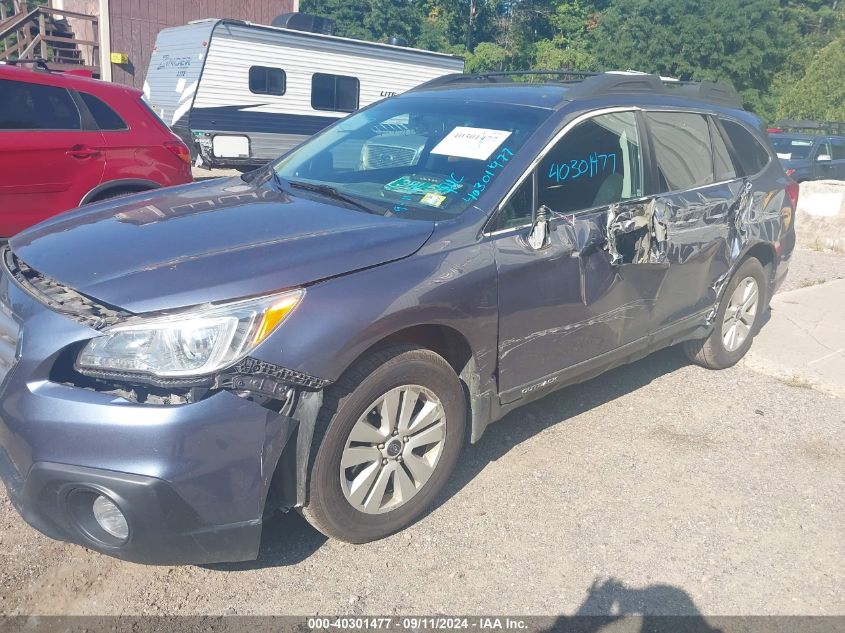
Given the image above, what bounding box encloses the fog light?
[92,495,129,541]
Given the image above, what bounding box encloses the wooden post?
[1,5,7,55]
[38,12,47,59]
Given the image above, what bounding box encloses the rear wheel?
[683,257,767,369]
[88,187,151,203]
[302,345,465,543]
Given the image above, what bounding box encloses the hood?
[10,177,435,313]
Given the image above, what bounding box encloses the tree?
[298,0,845,122]
[589,0,801,119]
[777,37,845,121]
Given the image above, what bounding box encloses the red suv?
[0,63,192,237]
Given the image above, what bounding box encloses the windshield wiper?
[288,180,383,215]
[266,167,289,191]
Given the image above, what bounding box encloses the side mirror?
[817,154,832,162]
[527,205,551,250]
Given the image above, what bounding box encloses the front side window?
[646,111,714,191]
[273,96,551,220]
[0,79,80,130]
[497,174,535,230]
[817,140,833,160]
[249,66,286,96]
[312,73,359,112]
[538,111,643,214]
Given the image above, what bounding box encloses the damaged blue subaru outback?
[0,72,796,564]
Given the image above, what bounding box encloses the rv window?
[311,73,359,113]
[249,66,286,96]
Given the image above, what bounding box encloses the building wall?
[66,0,297,87]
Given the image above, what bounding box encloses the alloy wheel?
[722,276,759,352]
[339,385,447,515]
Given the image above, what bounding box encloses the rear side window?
[719,119,770,175]
[709,117,737,181]
[249,66,286,96]
[79,92,127,130]
[138,97,172,132]
[832,140,845,160]
[646,112,714,191]
[0,79,80,130]
[312,73,359,113]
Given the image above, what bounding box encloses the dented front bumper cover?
[0,252,330,564]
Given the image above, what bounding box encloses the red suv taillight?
[785,180,800,209]
[164,141,191,165]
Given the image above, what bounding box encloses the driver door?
[491,110,659,402]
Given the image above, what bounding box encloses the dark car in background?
[770,131,845,182]
[0,72,796,565]
[0,62,193,237]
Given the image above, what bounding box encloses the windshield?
[771,136,815,160]
[272,96,552,220]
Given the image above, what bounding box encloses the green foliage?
[589,0,801,119]
[777,37,845,121]
[299,0,845,122]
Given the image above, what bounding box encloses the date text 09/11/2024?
[306,616,529,630]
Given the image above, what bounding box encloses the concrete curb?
[796,180,845,253]
[744,278,845,398]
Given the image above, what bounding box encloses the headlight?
[76,289,304,380]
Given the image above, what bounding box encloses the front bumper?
[0,271,305,565]
[0,455,263,565]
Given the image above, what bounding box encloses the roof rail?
[413,70,599,91]
[664,80,742,108]
[774,119,845,136]
[413,70,743,108]
[1,57,51,72]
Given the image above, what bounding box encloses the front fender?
[253,237,499,390]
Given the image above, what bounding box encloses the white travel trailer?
[144,17,465,169]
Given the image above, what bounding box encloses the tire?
[302,345,466,543]
[683,257,767,369]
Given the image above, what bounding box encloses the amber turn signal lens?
[253,292,303,345]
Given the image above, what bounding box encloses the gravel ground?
[780,248,845,292]
[0,249,843,617]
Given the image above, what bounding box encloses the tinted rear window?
[721,120,770,175]
[771,136,815,160]
[646,111,714,191]
[80,92,127,130]
[0,79,80,130]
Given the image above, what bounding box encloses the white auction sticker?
[431,127,512,160]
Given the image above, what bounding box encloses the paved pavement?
[0,250,843,617]
[745,279,845,397]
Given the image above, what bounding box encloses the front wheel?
[302,345,466,543]
[683,257,767,369]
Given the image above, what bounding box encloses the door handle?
[67,145,101,159]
